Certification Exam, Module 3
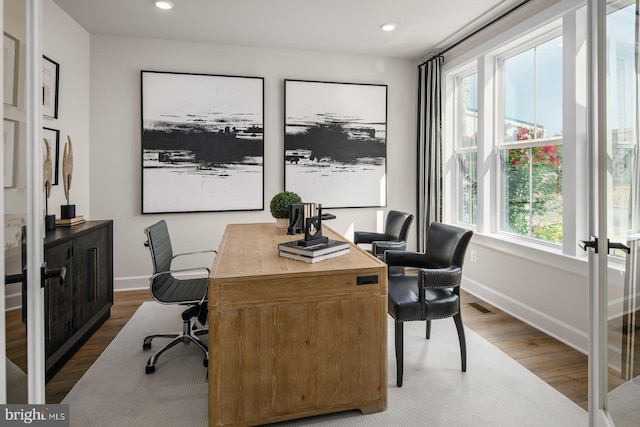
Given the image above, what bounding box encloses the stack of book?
[55,215,86,227]
[278,239,350,263]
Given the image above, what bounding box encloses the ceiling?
[52,0,523,60]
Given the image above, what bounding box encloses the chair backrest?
[425,222,473,268]
[144,220,174,291]
[385,210,414,241]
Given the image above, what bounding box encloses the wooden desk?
[208,223,387,426]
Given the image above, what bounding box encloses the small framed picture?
[43,127,60,185]
[4,119,18,188]
[42,55,59,118]
[4,32,19,106]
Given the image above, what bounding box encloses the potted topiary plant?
[269,191,302,228]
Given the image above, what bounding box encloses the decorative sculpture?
[298,204,336,247]
[43,139,55,230]
[60,135,76,219]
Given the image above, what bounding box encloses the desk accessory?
[60,136,76,219]
[278,248,349,263]
[43,138,55,230]
[287,202,316,235]
[299,204,336,247]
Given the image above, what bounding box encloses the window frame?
[494,29,564,245]
[453,68,479,226]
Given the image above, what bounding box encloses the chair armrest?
[150,266,211,281]
[384,250,446,269]
[172,249,217,260]
[384,250,427,268]
[371,240,406,256]
[354,231,387,245]
[419,266,462,289]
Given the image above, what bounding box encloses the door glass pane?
[605,2,640,425]
[4,0,28,404]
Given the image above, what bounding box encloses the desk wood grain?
[209,223,387,426]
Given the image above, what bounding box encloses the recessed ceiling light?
[155,1,174,10]
[381,23,396,32]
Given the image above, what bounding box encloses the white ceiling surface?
[51,0,523,60]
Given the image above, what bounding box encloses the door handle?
[41,262,67,288]
[578,236,630,255]
[579,236,598,253]
[607,240,630,255]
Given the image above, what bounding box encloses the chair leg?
[143,318,209,374]
[453,312,467,372]
[395,320,404,387]
[425,320,431,339]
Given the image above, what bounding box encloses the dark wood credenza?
[43,220,113,380]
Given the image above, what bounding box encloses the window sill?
[469,231,588,277]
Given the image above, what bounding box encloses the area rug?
[62,302,587,426]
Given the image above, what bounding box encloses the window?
[498,35,563,243]
[455,72,478,225]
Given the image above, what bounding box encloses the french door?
[2,0,46,404]
[586,0,640,425]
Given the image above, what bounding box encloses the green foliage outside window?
[503,126,562,243]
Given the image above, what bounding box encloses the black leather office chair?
[385,222,473,387]
[142,220,216,374]
[354,210,414,274]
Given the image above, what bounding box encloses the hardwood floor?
[5,289,152,403]
[5,289,595,410]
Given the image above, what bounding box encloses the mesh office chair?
[385,222,473,387]
[354,210,414,274]
[142,220,216,374]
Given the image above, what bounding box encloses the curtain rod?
[419,0,535,66]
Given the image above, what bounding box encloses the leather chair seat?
[388,275,459,322]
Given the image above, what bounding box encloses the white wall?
[87,35,418,289]
[42,0,90,218]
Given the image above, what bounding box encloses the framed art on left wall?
[141,70,265,213]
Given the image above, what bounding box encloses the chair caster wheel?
[203,359,208,367]
[145,365,155,374]
[143,342,151,350]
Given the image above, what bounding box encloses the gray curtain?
[416,56,444,251]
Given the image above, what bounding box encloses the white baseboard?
[463,277,589,355]
[114,276,149,292]
[5,291,22,312]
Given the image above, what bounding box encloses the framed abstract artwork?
[284,79,387,208]
[141,70,264,213]
[4,32,19,106]
[43,127,60,185]
[42,55,59,118]
[4,118,18,188]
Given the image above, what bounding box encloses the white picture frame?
[4,32,19,106]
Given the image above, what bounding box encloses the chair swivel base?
[143,318,209,374]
